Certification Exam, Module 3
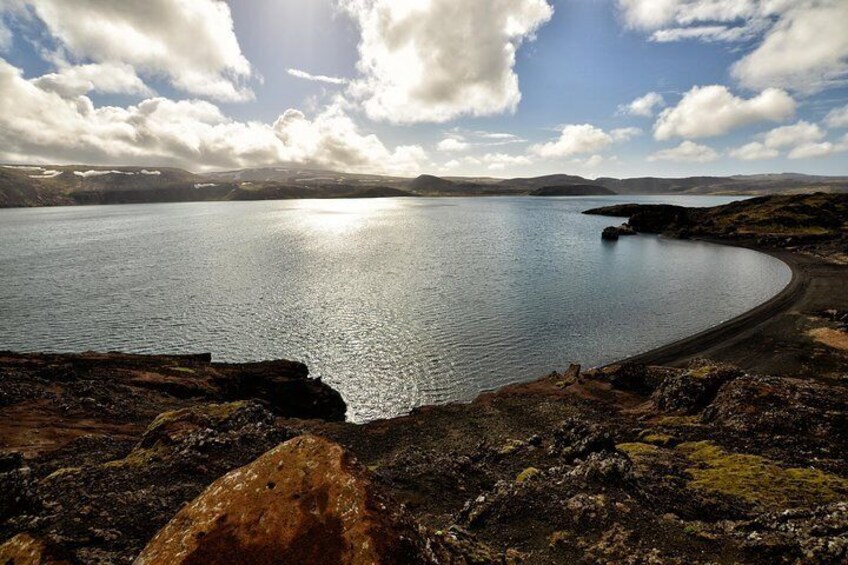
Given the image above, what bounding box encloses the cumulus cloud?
[649,140,719,163]
[440,152,532,173]
[481,152,532,170]
[653,85,795,140]
[0,58,426,175]
[287,68,348,85]
[32,63,152,97]
[340,0,554,123]
[762,121,825,149]
[617,1,848,94]
[436,137,469,152]
[619,92,665,117]
[788,142,838,159]
[610,127,643,141]
[729,142,779,161]
[731,2,848,93]
[8,0,253,101]
[825,104,848,128]
[531,124,614,158]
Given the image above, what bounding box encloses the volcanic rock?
[651,359,743,413]
[136,434,438,565]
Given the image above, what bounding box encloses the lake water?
[0,196,791,422]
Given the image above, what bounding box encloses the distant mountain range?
[1,164,847,207]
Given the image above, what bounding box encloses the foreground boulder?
[136,435,438,565]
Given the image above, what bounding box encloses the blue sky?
[0,0,847,178]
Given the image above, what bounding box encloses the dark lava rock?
[2,402,296,563]
[549,418,616,461]
[652,359,743,413]
[728,502,848,564]
[602,226,620,241]
[702,374,848,467]
[594,363,678,395]
[628,205,690,234]
[0,351,346,457]
[601,224,636,241]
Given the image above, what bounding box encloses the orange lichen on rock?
[135,434,435,565]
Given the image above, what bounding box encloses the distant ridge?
[1,163,846,207]
[529,184,615,196]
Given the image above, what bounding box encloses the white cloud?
[762,121,825,149]
[653,85,795,140]
[610,127,643,141]
[729,142,779,161]
[825,104,848,128]
[617,1,848,94]
[788,142,837,159]
[287,68,348,85]
[340,0,554,123]
[476,132,523,141]
[0,58,427,175]
[579,154,605,168]
[786,135,848,159]
[650,25,758,43]
[649,140,719,163]
[531,124,614,158]
[0,15,11,52]
[732,2,848,94]
[481,152,532,170]
[619,92,665,117]
[32,62,152,97]
[436,137,469,152]
[12,0,253,101]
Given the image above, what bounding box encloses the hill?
[1,163,847,207]
[529,184,615,196]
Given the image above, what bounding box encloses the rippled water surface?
[0,196,791,421]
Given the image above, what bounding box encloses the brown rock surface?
[0,351,346,456]
[0,533,73,564]
[136,434,437,565]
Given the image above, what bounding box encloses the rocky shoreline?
[1,193,847,563]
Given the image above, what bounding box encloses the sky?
[0,0,847,179]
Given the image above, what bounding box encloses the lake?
[0,196,791,422]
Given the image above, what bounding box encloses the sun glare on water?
[290,198,403,234]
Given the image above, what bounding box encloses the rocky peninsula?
[1,193,847,564]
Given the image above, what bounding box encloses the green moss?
[145,401,248,436]
[654,415,701,427]
[516,467,540,483]
[44,466,82,480]
[499,439,524,456]
[617,443,665,469]
[641,433,674,447]
[171,366,196,374]
[677,441,848,510]
[102,445,167,469]
[687,366,717,379]
[617,442,659,456]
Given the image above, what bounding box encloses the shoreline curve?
[603,239,807,369]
